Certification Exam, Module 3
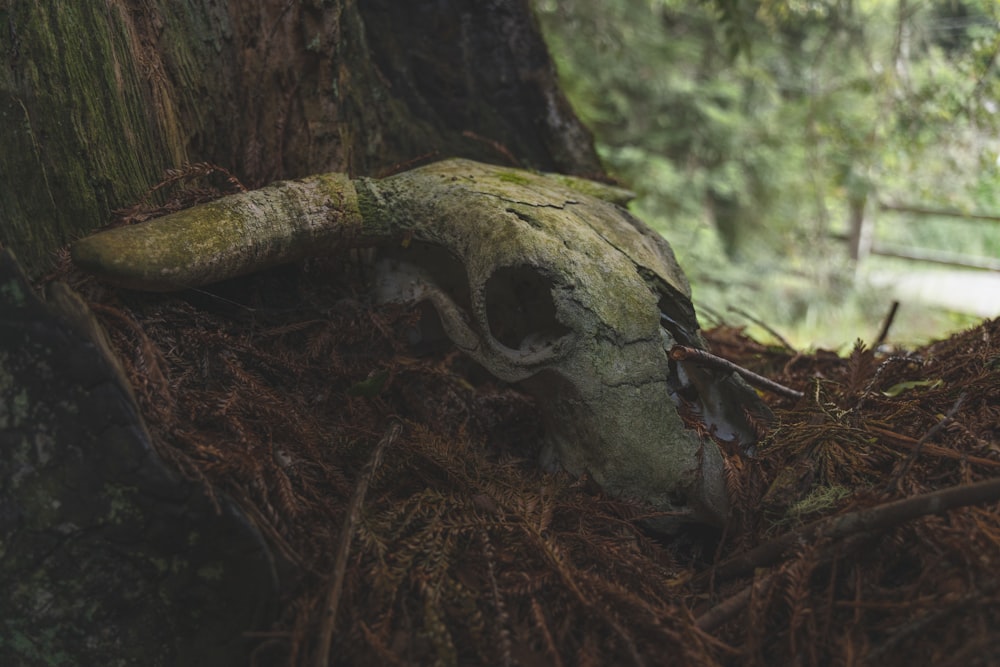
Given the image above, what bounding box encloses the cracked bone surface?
[73,159,768,529]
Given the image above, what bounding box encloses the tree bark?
[0,0,600,276]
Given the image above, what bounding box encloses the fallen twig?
[695,581,756,632]
[314,419,403,667]
[698,476,1000,586]
[670,345,804,400]
[884,393,965,492]
[866,423,1000,469]
[695,531,878,632]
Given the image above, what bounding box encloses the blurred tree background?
[534,0,1000,347]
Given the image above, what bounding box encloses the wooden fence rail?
[846,199,1000,272]
[877,201,1000,224]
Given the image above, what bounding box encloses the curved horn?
[71,172,370,291]
[70,160,633,292]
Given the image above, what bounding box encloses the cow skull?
[73,159,769,529]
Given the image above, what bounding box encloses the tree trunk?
[0,0,600,276]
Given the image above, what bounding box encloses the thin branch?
[695,582,756,632]
[698,476,1000,586]
[314,419,403,667]
[531,597,565,667]
[873,300,899,348]
[727,306,796,353]
[461,130,521,166]
[884,393,965,492]
[483,532,513,667]
[696,531,878,633]
[670,345,804,400]
[866,423,1000,469]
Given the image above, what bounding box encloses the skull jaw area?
[523,369,730,531]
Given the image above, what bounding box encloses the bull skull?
[73,159,768,529]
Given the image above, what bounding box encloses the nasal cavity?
[484,265,571,351]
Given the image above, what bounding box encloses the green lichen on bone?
[497,170,532,186]
[72,172,362,291]
[542,172,635,206]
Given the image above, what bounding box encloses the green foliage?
[535,0,1000,345]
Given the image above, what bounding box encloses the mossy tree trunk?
[0,0,600,276]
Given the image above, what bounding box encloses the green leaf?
[882,379,942,397]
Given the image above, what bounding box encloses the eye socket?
[386,241,473,312]
[484,265,571,351]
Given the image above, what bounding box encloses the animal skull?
[72,159,768,529]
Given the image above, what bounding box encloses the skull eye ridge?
[484,265,570,351]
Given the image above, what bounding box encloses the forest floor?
[68,255,1000,667]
